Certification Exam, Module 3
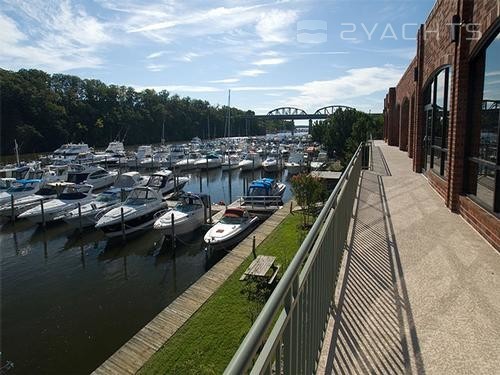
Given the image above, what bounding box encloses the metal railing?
[225,143,367,374]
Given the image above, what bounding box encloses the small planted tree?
[291,174,326,228]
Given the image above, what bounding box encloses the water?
[0,168,293,374]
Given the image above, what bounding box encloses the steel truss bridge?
[246,105,356,121]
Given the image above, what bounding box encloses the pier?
[92,200,293,374]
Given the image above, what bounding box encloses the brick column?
[408,94,415,158]
[413,25,425,173]
[387,88,398,146]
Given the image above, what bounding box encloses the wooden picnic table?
[240,255,281,284]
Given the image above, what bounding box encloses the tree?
[290,174,326,228]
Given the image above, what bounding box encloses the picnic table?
[240,255,281,284]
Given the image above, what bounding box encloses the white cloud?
[175,52,201,62]
[146,63,168,72]
[255,9,298,43]
[209,78,240,83]
[252,57,287,66]
[146,50,169,59]
[239,69,266,77]
[133,84,223,93]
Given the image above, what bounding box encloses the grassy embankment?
[139,212,308,375]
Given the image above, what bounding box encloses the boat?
[18,183,94,223]
[95,187,167,238]
[153,193,209,236]
[221,154,241,171]
[175,152,202,170]
[51,143,92,163]
[0,182,61,218]
[203,208,259,250]
[243,178,286,207]
[262,155,282,172]
[67,165,117,190]
[62,189,125,228]
[93,141,126,164]
[146,170,189,196]
[284,161,304,175]
[112,171,148,189]
[127,145,153,168]
[0,179,43,206]
[194,153,222,169]
[239,153,262,171]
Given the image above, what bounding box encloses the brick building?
[384,0,499,250]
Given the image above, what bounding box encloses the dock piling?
[208,196,213,224]
[252,235,256,259]
[121,207,125,241]
[171,212,176,250]
[10,194,15,222]
[78,202,82,233]
[40,199,46,228]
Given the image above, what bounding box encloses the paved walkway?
[318,141,500,374]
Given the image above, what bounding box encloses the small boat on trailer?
[203,208,259,251]
[153,193,209,237]
[95,187,167,238]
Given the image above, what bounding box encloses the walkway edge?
[92,202,292,375]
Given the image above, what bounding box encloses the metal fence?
[225,143,367,374]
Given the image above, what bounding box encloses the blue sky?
[0,0,435,114]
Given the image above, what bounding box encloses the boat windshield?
[96,193,118,203]
[38,187,58,196]
[126,189,157,205]
[6,184,36,193]
[220,216,246,224]
[147,175,166,188]
[176,197,201,212]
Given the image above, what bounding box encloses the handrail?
[225,142,365,374]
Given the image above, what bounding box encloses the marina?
[0,137,305,375]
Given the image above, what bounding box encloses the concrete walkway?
[318,141,500,374]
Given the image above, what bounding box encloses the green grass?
[139,213,307,375]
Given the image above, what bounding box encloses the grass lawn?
[139,212,308,375]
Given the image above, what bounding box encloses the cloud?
[209,78,240,83]
[146,50,170,59]
[0,0,115,72]
[146,63,168,72]
[133,84,223,93]
[175,52,201,62]
[252,57,287,66]
[239,69,267,77]
[255,9,298,43]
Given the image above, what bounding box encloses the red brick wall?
[427,170,448,201]
[458,196,500,252]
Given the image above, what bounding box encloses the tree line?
[0,69,292,155]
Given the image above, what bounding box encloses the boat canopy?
[224,208,245,218]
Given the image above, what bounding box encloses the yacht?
[262,155,282,172]
[243,178,286,207]
[221,154,241,171]
[175,152,202,170]
[112,171,148,189]
[153,193,209,237]
[95,187,167,238]
[168,144,187,165]
[146,170,189,196]
[0,182,60,218]
[239,153,262,171]
[18,184,94,223]
[0,179,43,206]
[94,141,126,164]
[62,189,125,228]
[194,153,222,169]
[203,208,259,250]
[67,166,117,190]
[127,145,153,168]
[285,154,305,175]
[51,143,93,163]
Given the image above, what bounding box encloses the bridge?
[247,105,356,121]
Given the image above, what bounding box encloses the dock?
[92,200,293,375]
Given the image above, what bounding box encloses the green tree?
[290,173,326,228]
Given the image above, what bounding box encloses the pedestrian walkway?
[318,141,500,374]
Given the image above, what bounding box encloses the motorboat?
[51,143,92,163]
[284,161,304,175]
[0,178,16,192]
[168,144,187,164]
[146,170,189,196]
[62,189,125,228]
[0,183,61,218]
[262,156,282,172]
[194,153,222,169]
[203,208,259,250]
[93,141,126,164]
[243,178,286,207]
[67,165,117,190]
[0,165,30,180]
[95,187,167,238]
[0,179,43,206]
[239,153,262,171]
[127,145,153,168]
[153,193,209,237]
[221,154,241,171]
[112,171,148,189]
[175,152,202,170]
[18,184,94,223]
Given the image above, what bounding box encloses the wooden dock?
[92,201,292,375]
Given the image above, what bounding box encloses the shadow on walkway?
[322,168,424,374]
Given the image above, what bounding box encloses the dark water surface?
[0,168,292,375]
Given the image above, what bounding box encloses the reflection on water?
[0,168,292,374]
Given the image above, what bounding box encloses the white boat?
[262,156,282,172]
[168,144,187,164]
[175,152,202,170]
[203,208,259,250]
[0,179,43,206]
[112,171,148,189]
[67,166,117,190]
[239,153,262,171]
[127,145,153,168]
[194,153,222,169]
[95,187,167,238]
[93,141,126,164]
[243,178,286,207]
[221,154,241,171]
[51,143,92,163]
[18,184,94,223]
[153,193,209,236]
[0,183,61,218]
[284,161,304,175]
[62,189,125,228]
[146,170,189,196]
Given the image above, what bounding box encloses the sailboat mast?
[228,89,231,138]
[14,139,20,166]
[161,118,165,145]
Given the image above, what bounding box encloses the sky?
[0,0,436,114]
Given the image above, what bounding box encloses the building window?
[422,67,451,176]
[467,31,499,213]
